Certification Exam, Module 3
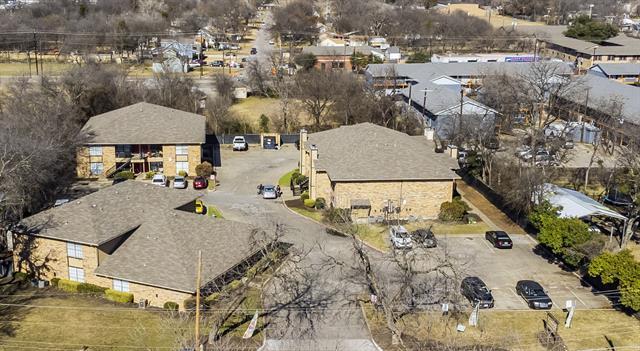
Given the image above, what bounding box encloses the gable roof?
[81,102,206,145]
[543,184,626,221]
[20,181,201,246]
[567,74,640,125]
[307,123,459,181]
[589,63,640,77]
[95,212,261,293]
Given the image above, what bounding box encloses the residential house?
[588,63,640,84]
[11,181,269,309]
[152,39,195,73]
[76,102,205,178]
[386,47,401,62]
[299,123,460,222]
[301,46,384,70]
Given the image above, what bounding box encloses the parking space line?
[481,239,496,252]
[568,288,587,307]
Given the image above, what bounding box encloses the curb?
[280,198,388,255]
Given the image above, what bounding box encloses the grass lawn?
[355,225,389,252]
[363,302,640,351]
[207,205,224,219]
[278,169,297,187]
[0,62,76,76]
[285,199,324,222]
[229,96,282,123]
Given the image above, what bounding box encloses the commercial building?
[299,123,460,222]
[76,102,205,178]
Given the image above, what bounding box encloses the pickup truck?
[232,136,248,151]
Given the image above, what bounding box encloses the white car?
[151,174,167,187]
[268,40,275,45]
[232,136,248,151]
[262,185,277,199]
[390,225,413,249]
[173,176,187,189]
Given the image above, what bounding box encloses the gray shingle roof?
[589,63,640,76]
[307,123,459,181]
[568,75,640,125]
[95,212,261,293]
[81,102,206,145]
[302,45,381,56]
[21,181,201,246]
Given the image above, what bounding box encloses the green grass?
[279,169,297,187]
[285,199,324,222]
[355,225,389,252]
[206,204,224,219]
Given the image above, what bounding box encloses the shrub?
[164,301,179,311]
[226,280,242,291]
[105,289,134,304]
[183,297,197,310]
[178,170,188,177]
[13,272,29,281]
[114,171,135,180]
[438,200,467,222]
[58,279,81,292]
[195,161,214,177]
[78,283,108,294]
[50,277,60,287]
[326,208,351,224]
[300,191,309,201]
[205,292,221,305]
[144,171,156,179]
[245,266,258,279]
[303,199,316,208]
[315,197,326,210]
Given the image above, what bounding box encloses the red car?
[193,176,208,190]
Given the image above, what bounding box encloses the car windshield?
[175,177,184,182]
[233,138,244,142]
[153,177,163,182]
[531,288,545,296]
[264,186,275,192]
[496,232,509,238]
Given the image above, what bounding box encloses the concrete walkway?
[456,180,527,235]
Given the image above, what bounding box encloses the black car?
[210,60,224,67]
[516,280,553,309]
[250,47,257,55]
[485,231,513,249]
[411,228,437,248]
[460,276,494,308]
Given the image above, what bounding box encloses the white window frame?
[112,279,130,292]
[66,243,83,259]
[89,146,103,156]
[175,145,188,156]
[175,161,189,174]
[68,266,85,282]
[90,162,104,175]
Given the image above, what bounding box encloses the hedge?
[303,199,316,208]
[300,191,309,201]
[105,289,134,303]
[178,170,188,177]
[226,280,242,292]
[78,282,108,294]
[164,301,179,311]
[184,297,197,310]
[438,200,467,222]
[205,292,221,305]
[114,171,135,180]
[50,277,60,287]
[144,171,156,179]
[58,279,81,292]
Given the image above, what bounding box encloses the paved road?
[202,146,380,351]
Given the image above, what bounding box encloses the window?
[175,145,188,155]
[176,161,189,174]
[68,267,85,282]
[90,162,104,175]
[115,145,131,157]
[112,279,129,292]
[89,146,103,156]
[67,243,83,259]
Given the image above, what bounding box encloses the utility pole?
[194,250,202,350]
[33,30,39,76]
[200,32,203,78]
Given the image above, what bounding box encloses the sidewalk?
[456,180,527,235]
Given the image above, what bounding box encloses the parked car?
[229,43,240,50]
[233,136,248,151]
[173,176,187,189]
[250,47,257,55]
[563,139,574,149]
[224,51,236,57]
[210,60,224,67]
[268,40,275,45]
[195,199,205,214]
[460,276,494,308]
[193,176,208,190]
[485,230,513,249]
[262,185,277,199]
[411,228,437,248]
[152,174,167,187]
[516,280,553,309]
[390,225,412,249]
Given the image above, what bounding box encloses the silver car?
[173,176,187,189]
[390,225,413,249]
[262,185,277,199]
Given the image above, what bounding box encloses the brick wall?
[162,145,176,176]
[332,180,454,219]
[127,282,192,309]
[76,147,90,178]
[187,145,201,176]
[315,172,332,202]
[102,146,116,175]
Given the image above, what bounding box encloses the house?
[299,123,460,222]
[11,181,270,309]
[431,53,537,63]
[386,47,401,62]
[152,40,195,73]
[301,46,384,70]
[76,102,206,178]
[318,38,346,47]
[588,63,640,84]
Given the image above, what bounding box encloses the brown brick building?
[12,182,267,309]
[300,46,384,71]
[76,102,205,178]
[299,123,460,222]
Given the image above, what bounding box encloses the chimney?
[310,144,318,160]
[299,128,308,175]
[309,144,318,199]
[447,144,458,159]
[424,127,435,140]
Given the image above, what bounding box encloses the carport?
[542,184,628,241]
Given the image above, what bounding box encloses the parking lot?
[443,234,612,310]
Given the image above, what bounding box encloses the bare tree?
[294,69,344,130]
